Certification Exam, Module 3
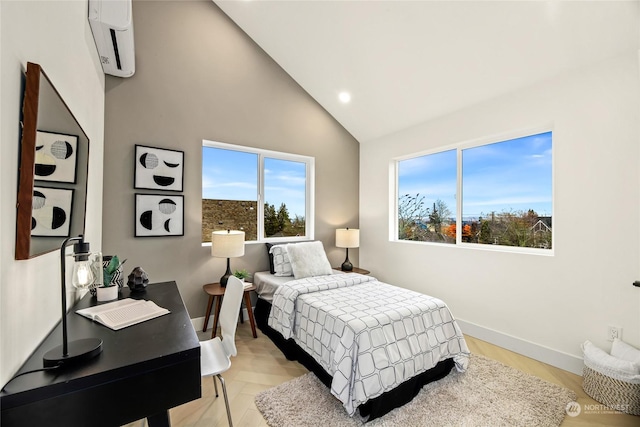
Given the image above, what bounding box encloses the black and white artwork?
[135,194,184,237]
[31,187,73,237]
[34,131,78,183]
[134,145,184,191]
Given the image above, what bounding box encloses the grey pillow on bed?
[269,244,293,277]
[286,241,332,279]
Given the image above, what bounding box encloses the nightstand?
[202,282,257,339]
[333,267,370,275]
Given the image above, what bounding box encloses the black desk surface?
[0,281,201,427]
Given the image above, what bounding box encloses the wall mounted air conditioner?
[88,0,135,78]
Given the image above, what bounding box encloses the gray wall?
[103,0,360,316]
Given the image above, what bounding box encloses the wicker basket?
[582,365,640,415]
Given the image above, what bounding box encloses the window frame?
[392,127,554,255]
[202,140,315,245]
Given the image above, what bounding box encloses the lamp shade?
[211,230,245,258]
[336,228,359,248]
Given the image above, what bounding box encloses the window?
[396,131,552,251]
[397,149,457,244]
[202,141,314,243]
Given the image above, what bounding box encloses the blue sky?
[263,158,307,218]
[202,147,307,217]
[398,132,552,220]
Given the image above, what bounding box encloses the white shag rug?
[255,354,577,426]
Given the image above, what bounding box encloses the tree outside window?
[202,142,313,243]
[397,131,552,251]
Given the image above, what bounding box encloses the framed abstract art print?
[34,131,78,183]
[134,145,184,192]
[135,194,184,237]
[31,187,74,237]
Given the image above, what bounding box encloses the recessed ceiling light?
[338,91,351,103]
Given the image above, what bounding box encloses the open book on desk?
[76,298,170,331]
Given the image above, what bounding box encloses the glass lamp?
[43,235,103,368]
[336,228,359,271]
[211,230,245,287]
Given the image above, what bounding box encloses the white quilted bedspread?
[268,274,470,416]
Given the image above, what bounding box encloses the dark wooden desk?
[0,281,200,427]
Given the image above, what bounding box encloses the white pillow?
[611,338,640,366]
[286,241,332,279]
[582,340,640,379]
[269,245,292,277]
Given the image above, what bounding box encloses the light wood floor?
[124,323,638,427]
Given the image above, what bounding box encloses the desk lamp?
[211,230,245,287]
[336,228,359,271]
[43,235,103,368]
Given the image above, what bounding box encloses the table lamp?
[336,228,359,271]
[211,230,245,287]
[43,235,103,368]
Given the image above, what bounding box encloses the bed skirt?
[254,297,455,421]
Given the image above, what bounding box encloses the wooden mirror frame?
[15,62,89,260]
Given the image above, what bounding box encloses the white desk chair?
[199,276,244,427]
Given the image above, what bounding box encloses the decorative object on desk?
[233,269,249,282]
[211,229,245,287]
[31,187,74,237]
[103,255,125,288]
[96,285,118,302]
[90,255,126,296]
[34,130,79,183]
[96,254,119,301]
[43,235,102,368]
[135,193,184,237]
[127,266,149,292]
[336,227,359,271]
[134,145,184,192]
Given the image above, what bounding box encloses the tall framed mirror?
[15,62,90,260]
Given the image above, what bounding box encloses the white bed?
[253,241,470,418]
[254,270,301,302]
[253,269,340,302]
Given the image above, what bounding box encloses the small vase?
[97,285,118,302]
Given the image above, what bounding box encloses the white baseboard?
[457,319,584,375]
[191,307,252,334]
[191,313,584,375]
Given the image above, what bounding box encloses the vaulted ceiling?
[215,1,639,143]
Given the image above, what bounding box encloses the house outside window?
[396,130,553,252]
[202,141,314,243]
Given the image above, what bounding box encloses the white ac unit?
[88,0,135,78]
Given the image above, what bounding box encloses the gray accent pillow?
[286,241,332,279]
